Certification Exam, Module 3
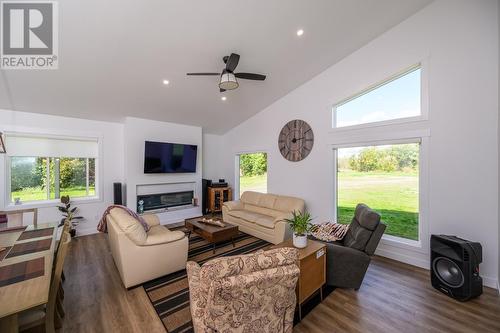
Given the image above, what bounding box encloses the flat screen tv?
[144,141,197,173]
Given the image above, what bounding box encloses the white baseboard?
[482,276,499,290]
[375,247,429,269]
[76,226,99,237]
[375,248,498,290]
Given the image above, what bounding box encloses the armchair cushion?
[188,248,299,333]
[143,226,185,246]
[142,214,160,227]
[111,209,147,245]
[344,204,381,251]
[355,203,381,230]
[205,265,300,333]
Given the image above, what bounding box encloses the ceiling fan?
[186,53,266,92]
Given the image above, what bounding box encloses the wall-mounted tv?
[144,141,197,173]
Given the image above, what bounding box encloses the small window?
[237,152,267,197]
[333,66,421,128]
[6,134,99,204]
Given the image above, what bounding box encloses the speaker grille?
[432,257,465,288]
[463,249,470,261]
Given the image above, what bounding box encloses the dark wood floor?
[60,233,500,333]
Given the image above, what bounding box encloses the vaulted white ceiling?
[0,0,433,134]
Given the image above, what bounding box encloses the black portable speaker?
[430,235,482,301]
[202,179,212,214]
[113,182,123,205]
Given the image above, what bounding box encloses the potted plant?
[283,210,313,248]
[57,195,84,237]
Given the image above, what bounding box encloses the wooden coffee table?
[185,218,239,253]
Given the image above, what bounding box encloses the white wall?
[202,133,224,181]
[211,0,500,288]
[0,109,124,236]
[123,117,202,223]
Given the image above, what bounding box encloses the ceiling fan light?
[219,72,239,90]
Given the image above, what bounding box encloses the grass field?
[337,170,418,240]
[11,186,96,202]
[240,173,267,197]
[238,170,418,240]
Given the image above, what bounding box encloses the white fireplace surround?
[136,182,197,197]
[136,181,201,225]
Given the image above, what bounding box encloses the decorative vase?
[293,233,308,248]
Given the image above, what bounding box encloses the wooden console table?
[272,239,326,320]
[207,187,232,213]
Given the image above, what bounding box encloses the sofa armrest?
[144,230,185,246]
[223,200,244,211]
[142,214,160,227]
[186,261,207,332]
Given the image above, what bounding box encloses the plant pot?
[293,233,308,248]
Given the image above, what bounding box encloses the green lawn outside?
[240,173,267,197]
[337,170,419,240]
[11,186,96,202]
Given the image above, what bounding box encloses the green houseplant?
[283,210,313,248]
[57,195,83,237]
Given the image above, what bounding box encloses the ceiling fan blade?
[235,73,266,81]
[225,53,240,72]
[186,73,220,76]
[220,88,226,93]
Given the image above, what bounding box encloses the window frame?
[331,130,429,252]
[234,150,269,199]
[333,138,423,245]
[3,133,102,209]
[331,63,428,131]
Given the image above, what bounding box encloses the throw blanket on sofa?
[97,205,150,233]
[310,222,349,242]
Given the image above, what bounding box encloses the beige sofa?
[106,208,188,288]
[222,191,305,244]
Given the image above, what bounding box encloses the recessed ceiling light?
[162,79,169,85]
[296,29,304,37]
[221,96,227,101]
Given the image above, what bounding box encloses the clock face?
[278,119,314,162]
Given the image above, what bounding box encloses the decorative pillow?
[310,222,349,242]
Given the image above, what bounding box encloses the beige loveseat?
[106,208,188,288]
[222,191,305,244]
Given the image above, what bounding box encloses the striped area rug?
[143,223,272,333]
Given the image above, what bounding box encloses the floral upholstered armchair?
[186,247,300,333]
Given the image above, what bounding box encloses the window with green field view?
[10,157,96,203]
[336,143,419,240]
[238,152,267,197]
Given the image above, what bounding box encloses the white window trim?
[3,132,103,209]
[331,62,429,132]
[234,150,269,199]
[331,134,430,252]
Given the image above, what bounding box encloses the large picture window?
[333,66,421,128]
[6,134,99,204]
[336,142,419,240]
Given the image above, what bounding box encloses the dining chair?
[18,231,71,333]
[0,208,38,230]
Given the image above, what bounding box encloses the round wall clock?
[278,119,314,162]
